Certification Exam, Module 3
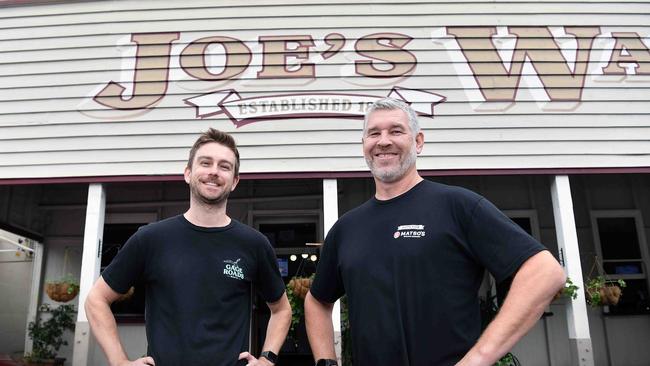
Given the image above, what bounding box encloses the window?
[591,210,650,315]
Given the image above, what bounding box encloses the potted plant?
[45,275,79,303]
[586,276,626,307]
[23,304,76,366]
[553,277,580,301]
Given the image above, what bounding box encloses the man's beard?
[190,181,231,206]
[365,144,417,183]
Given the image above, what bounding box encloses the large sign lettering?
[91,27,650,125]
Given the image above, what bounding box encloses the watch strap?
[260,350,278,364]
[316,359,338,366]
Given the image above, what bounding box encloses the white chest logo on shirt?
[394,224,426,239]
[223,258,245,280]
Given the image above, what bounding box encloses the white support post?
[551,175,594,366]
[72,183,106,366]
[24,240,44,354]
[322,179,342,364]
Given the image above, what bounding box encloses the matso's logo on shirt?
[223,258,245,280]
[393,225,426,239]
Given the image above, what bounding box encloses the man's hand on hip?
[116,356,155,366]
[239,351,274,366]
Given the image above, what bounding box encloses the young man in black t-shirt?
[305,99,566,366]
[85,129,291,366]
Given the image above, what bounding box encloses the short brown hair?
[187,128,240,176]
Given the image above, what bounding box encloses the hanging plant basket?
[599,285,622,306]
[585,257,626,307]
[586,277,626,307]
[45,278,79,303]
[288,277,312,299]
[286,275,314,333]
[45,250,80,303]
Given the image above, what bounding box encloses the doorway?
[252,213,321,366]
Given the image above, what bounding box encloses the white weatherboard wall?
[1,0,649,180]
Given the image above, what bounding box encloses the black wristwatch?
[260,351,278,364]
[316,359,338,366]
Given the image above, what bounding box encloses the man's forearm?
[304,292,337,360]
[85,293,129,366]
[261,294,292,355]
[458,251,565,366]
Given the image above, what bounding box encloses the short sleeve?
[466,198,546,283]
[255,238,286,303]
[101,231,146,294]
[310,225,344,303]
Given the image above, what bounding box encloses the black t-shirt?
[310,180,545,366]
[102,215,285,366]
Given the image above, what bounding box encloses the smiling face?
[363,108,424,183]
[184,142,240,206]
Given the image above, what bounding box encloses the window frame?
[503,209,542,241]
[590,210,650,284]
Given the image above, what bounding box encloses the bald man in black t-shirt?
[305,99,566,366]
